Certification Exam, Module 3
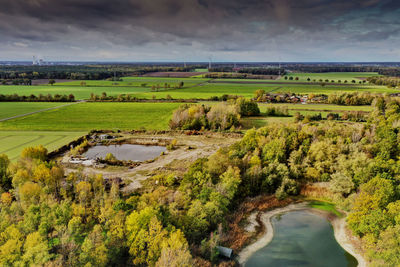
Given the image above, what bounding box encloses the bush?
[235,98,260,116]
[169,103,240,131]
[21,145,48,161]
[105,153,117,161]
[265,106,289,117]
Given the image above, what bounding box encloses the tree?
[126,207,165,266]
[348,177,395,237]
[375,225,400,265]
[21,145,47,161]
[156,230,192,267]
[75,181,92,206]
[80,225,108,267]
[19,182,42,207]
[48,79,55,85]
[22,231,51,266]
[0,225,24,265]
[0,154,11,190]
[329,172,354,196]
[254,89,265,99]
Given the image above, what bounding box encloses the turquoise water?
[245,210,358,267]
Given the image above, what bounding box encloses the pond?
[245,210,358,267]
[83,144,166,162]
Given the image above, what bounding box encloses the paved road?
[0,101,84,122]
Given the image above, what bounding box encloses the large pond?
[245,210,358,267]
[83,144,166,162]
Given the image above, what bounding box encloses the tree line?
[0,65,195,81]
[367,76,400,88]
[254,90,381,105]
[0,93,75,102]
[207,67,285,76]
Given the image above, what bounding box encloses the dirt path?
[0,101,84,122]
[237,203,367,267]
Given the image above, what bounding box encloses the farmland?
[55,77,210,87]
[0,72,396,101]
[0,102,181,131]
[0,131,85,161]
[0,71,395,160]
[0,102,66,120]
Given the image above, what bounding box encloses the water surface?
[245,210,357,267]
[84,144,166,161]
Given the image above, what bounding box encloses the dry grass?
[221,195,294,251]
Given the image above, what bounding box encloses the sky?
[0,0,399,62]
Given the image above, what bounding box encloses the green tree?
[22,231,51,266]
[0,154,11,190]
[80,225,108,267]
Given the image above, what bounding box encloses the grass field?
[0,102,181,131]
[56,77,209,88]
[0,85,151,100]
[0,73,394,101]
[0,102,66,120]
[0,131,85,161]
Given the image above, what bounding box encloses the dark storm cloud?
[0,0,399,60]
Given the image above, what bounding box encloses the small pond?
[245,210,358,267]
[83,144,166,162]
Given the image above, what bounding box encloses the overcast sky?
[0,0,399,62]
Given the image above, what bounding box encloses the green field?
[0,102,67,120]
[0,131,85,161]
[0,85,150,100]
[128,82,394,100]
[56,77,209,88]
[0,73,394,101]
[0,102,181,131]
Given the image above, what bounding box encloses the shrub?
[169,103,240,131]
[234,98,260,116]
[265,106,289,117]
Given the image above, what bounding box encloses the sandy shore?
[237,202,367,267]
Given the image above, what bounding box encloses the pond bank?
[237,202,367,267]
